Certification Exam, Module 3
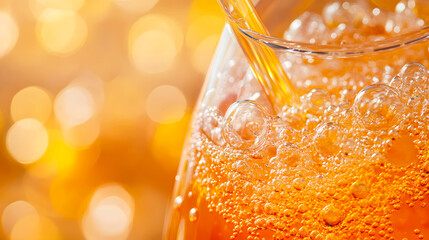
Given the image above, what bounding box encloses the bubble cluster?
[314,122,344,155]
[284,0,426,45]
[179,60,429,239]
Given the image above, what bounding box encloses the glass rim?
[239,26,429,56]
[221,2,429,56]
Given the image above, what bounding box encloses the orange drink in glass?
[165,0,429,239]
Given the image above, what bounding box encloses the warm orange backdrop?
[0,0,224,239]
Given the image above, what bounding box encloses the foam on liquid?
[174,1,429,239]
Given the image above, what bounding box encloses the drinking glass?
[164,0,429,239]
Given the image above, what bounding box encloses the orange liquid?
[165,2,429,239]
[165,121,429,239]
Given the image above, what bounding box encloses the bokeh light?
[2,201,38,237]
[146,85,187,124]
[29,0,86,17]
[129,14,183,74]
[82,184,134,240]
[10,215,61,240]
[151,111,191,171]
[0,12,19,59]
[11,86,52,123]
[71,73,105,110]
[0,0,215,238]
[79,0,112,21]
[113,0,158,14]
[191,34,219,74]
[36,9,88,55]
[186,15,223,48]
[6,119,49,164]
[104,76,144,123]
[62,118,100,149]
[54,85,95,128]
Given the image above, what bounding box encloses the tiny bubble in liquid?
[293,177,306,190]
[314,122,344,156]
[189,208,199,223]
[174,196,183,209]
[321,204,343,226]
[351,180,370,199]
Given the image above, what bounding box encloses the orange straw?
[217,0,298,112]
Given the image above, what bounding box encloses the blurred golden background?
[0,0,224,239]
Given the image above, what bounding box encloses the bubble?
[293,177,306,190]
[270,116,296,143]
[352,84,405,131]
[369,195,381,207]
[314,122,344,156]
[174,196,183,209]
[398,63,429,99]
[298,204,308,213]
[389,76,402,90]
[189,208,199,223]
[321,204,343,226]
[423,162,429,173]
[280,105,305,129]
[370,152,386,165]
[322,0,370,27]
[303,89,331,115]
[222,100,270,151]
[298,226,309,237]
[350,180,370,198]
[231,160,250,174]
[325,233,339,240]
[284,12,329,43]
[201,107,224,146]
[276,143,301,167]
[339,89,356,109]
[264,203,279,215]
